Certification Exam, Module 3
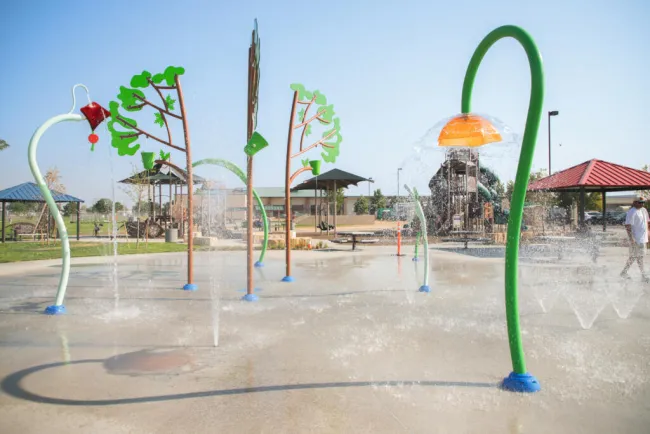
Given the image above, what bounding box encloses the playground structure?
[427,148,506,235]
[119,162,205,240]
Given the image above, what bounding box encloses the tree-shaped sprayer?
[283,84,341,282]
[108,66,198,291]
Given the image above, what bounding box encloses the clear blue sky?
[1,0,648,206]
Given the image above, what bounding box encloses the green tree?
[369,189,387,215]
[494,179,505,198]
[353,196,369,215]
[121,163,150,220]
[326,187,345,214]
[585,192,602,211]
[62,202,79,216]
[91,198,113,214]
[0,139,8,151]
[9,202,38,214]
[114,202,125,212]
[132,200,161,214]
[505,180,515,204]
[556,191,602,212]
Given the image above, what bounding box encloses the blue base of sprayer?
[242,293,259,302]
[418,285,431,293]
[501,372,541,393]
[237,288,262,293]
[412,257,419,262]
[254,261,264,268]
[44,305,66,315]
[183,283,198,291]
[282,276,295,282]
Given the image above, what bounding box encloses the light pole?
[548,110,559,175]
[367,177,374,215]
[397,168,402,198]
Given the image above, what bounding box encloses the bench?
[330,238,348,244]
[318,221,335,233]
[10,223,37,241]
[441,237,490,249]
[359,239,379,244]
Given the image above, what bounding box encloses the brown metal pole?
[284,91,299,280]
[169,156,173,230]
[175,75,195,288]
[578,187,586,228]
[326,184,330,236]
[76,204,80,240]
[247,156,254,289]
[245,40,255,295]
[333,180,337,236]
[314,183,317,233]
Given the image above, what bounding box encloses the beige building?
[189,187,370,222]
[218,187,364,220]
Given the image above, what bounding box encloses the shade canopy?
[0,182,85,243]
[291,168,373,192]
[438,114,502,147]
[0,182,84,203]
[118,164,205,185]
[528,159,650,193]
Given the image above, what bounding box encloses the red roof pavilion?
[527,159,650,228]
[528,159,650,193]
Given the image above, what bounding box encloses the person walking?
[621,197,649,283]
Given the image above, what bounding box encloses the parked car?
[589,211,626,225]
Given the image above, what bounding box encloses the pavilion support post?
[314,185,317,233]
[76,204,80,241]
[578,187,586,228]
[1,201,5,243]
[602,189,607,232]
[326,184,330,236]
[333,180,337,236]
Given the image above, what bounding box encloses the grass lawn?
[0,241,192,263]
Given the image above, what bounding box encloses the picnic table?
[442,231,490,249]
[333,231,378,251]
[270,220,286,232]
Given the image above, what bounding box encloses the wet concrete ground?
[0,245,649,433]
